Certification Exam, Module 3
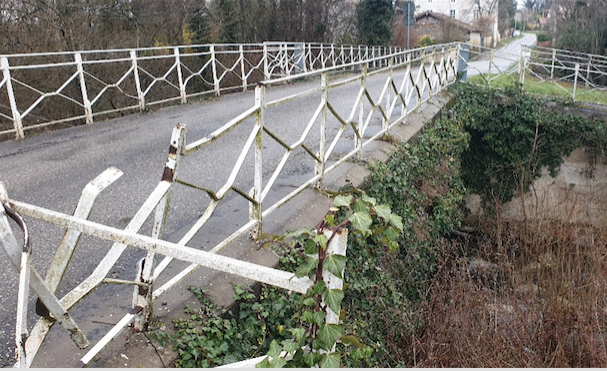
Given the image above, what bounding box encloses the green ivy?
[454,83,607,211]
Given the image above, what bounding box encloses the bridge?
[3,33,606,368]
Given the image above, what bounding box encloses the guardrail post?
[130,50,145,111]
[1,57,24,139]
[210,45,220,96]
[174,47,187,104]
[357,64,367,158]
[519,55,526,88]
[240,45,247,91]
[263,43,270,79]
[385,57,393,130]
[573,63,580,101]
[133,124,185,331]
[550,49,556,79]
[321,228,347,327]
[320,44,325,69]
[331,44,336,67]
[250,84,264,239]
[585,55,592,87]
[316,72,329,188]
[75,53,93,124]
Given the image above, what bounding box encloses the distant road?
[466,33,538,77]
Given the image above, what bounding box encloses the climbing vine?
[453,83,607,212]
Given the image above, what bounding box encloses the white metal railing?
[0,42,459,368]
[521,45,607,103]
[458,42,607,105]
[0,42,403,140]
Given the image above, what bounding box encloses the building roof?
[414,11,480,32]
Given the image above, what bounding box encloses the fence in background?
[0,42,406,140]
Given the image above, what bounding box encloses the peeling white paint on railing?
[0,42,460,367]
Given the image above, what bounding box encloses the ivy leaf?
[324,289,344,314]
[317,324,343,350]
[320,353,341,368]
[333,194,353,208]
[290,228,311,238]
[311,281,326,295]
[374,204,392,221]
[270,357,287,368]
[267,340,282,359]
[302,297,316,307]
[348,211,372,234]
[384,226,401,241]
[315,234,328,250]
[303,239,318,255]
[325,213,335,226]
[281,339,300,355]
[389,213,404,231]
[289,328,306,343]
[295,257,318,278]
[352,199,370,213]
[340,335,363,348]
[362,194,377,206]
[256,357,272,368]
[302,310,315,324]
[312,311,326,326]
[324,254,347,279]
[303,352,322,367]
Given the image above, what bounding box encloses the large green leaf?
[352,199,370,213]
[314,233,328,250]
[295,257,318,278]
[267,340,282,359]
[324,254,346,279]
[362,194,377,206]
[256,357,272,368]
[317,324,343,350]
[348,211,372,233]
[289,328,306,343]
[324,289,344,314]
[320,353,341,368]
[374,204,392,221]
[303,239,318,254]
[389,213,404,231]
[333,194,353,208]
[303,352,323,367]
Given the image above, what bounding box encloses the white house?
[412,0,500,47]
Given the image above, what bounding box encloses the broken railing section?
[0,184,91,366]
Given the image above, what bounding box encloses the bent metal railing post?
[0,42,460,368]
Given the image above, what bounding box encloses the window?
[450,9,456,17]
[428,0,432,3]
[451,0,456,2]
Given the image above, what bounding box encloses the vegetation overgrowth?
[149,84,607,367]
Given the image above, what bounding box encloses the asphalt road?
[466,33,537,77]
[0,62,433,366]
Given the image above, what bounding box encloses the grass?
[467,73,607,106]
